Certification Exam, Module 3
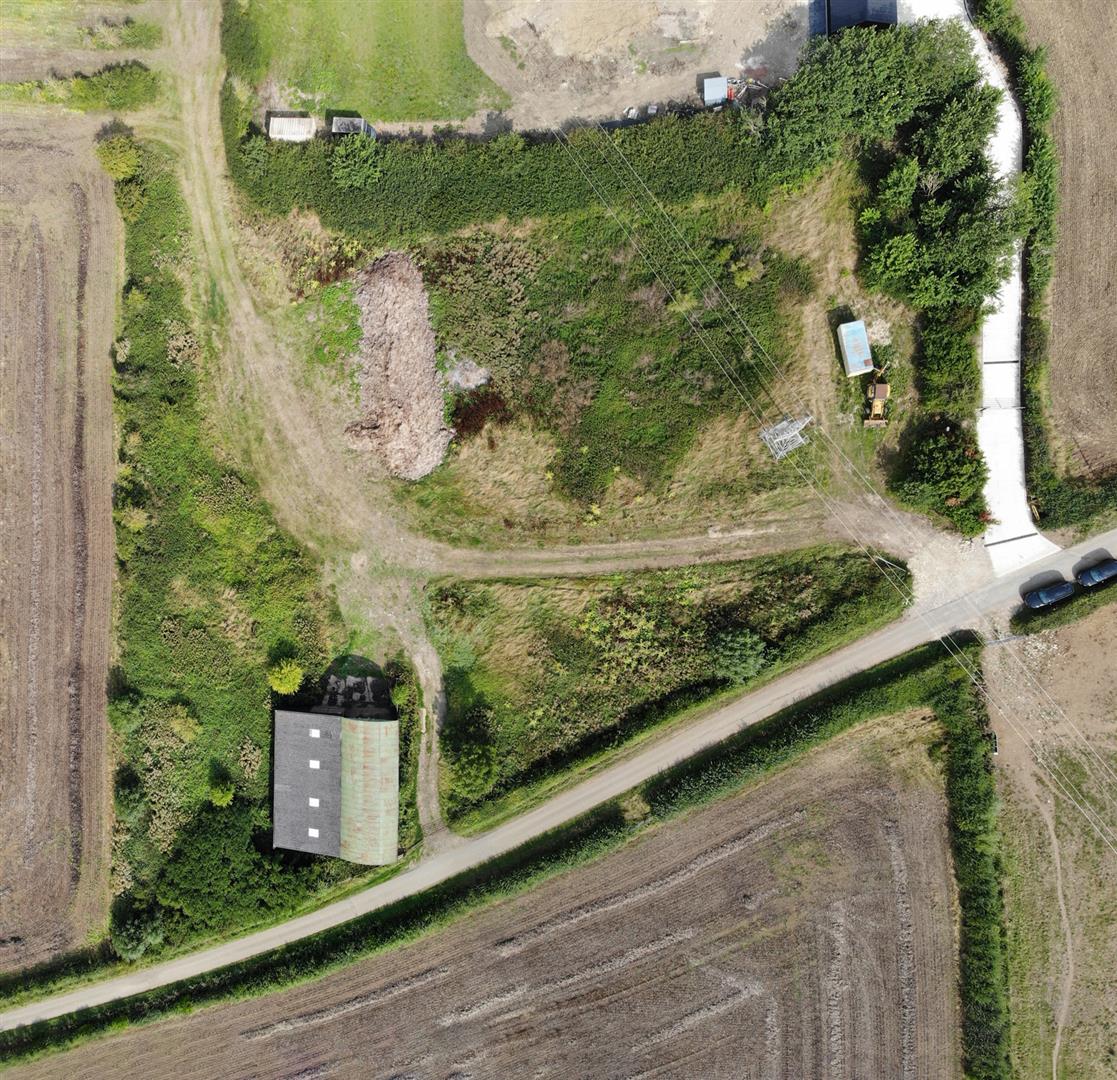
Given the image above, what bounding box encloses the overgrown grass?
[219,20,1018,536]
[84,18,162,49]
[417,196,812,508]
[221,0,507,121]
[425,547,911,824]
[972,0,1117,530]
[1008,586,1117,635]
[0,640,1007,1076]
[0,61,159,111]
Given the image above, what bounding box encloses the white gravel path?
[899,0,1060,575]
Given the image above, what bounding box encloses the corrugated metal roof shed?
[331,116,376,137]
[267,114,316,142]
[838,320,874,377]
[703,76,729,106]
[340,717,399,864]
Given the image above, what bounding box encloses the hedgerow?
[972,0,1117,528]
[0,61,160,111]
[0,641,1007,1077]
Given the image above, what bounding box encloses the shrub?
[267,658,305,695]
[109,902,163,962]
[96,135,141,180]
[329,134,383,190]
[710,627,768,685]
[896,420,989,536]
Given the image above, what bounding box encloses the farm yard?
[983,602,1117,1079]
[4,710,962,1080]
[0,113,117,974]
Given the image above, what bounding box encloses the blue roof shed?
[837,320,874,377]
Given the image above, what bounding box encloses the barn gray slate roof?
[273,711,343,857]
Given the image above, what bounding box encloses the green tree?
[898,423,989,535]
[96,135,141,180]
[267,658,304,695]
[110,902,164,961]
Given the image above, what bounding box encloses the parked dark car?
[1076,558,1117,589]
[1023,580,1075,609]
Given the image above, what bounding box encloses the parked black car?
[1076,558,1117,589]
[1023,580,1075,609]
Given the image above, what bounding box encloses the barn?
[273,709,399,864]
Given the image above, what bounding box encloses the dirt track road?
[3,527,1113,1033]
[0,114,116,972]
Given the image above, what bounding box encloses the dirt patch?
[0,113,116,973]
[11,712,961,1079]
[983,603,1117,1078]
[462,0,812,130]
[344,253,452,481]
[1016,0,1117,478]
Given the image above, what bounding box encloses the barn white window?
[308,759,320,770]
[309,728,320,738]
[308,796,319,808]
[307,827,319,839]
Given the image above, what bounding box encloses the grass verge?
[1008,587,1117,635]
[0,638,1008,1078]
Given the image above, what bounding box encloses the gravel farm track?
[1016,0,1117,478]
[0,113,116,972]
[6,712,961,1080]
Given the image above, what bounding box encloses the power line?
[582,120,1117,801]
[549,125,1117,856]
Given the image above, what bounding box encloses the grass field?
[229,0,507,120]
[425,546,910,826]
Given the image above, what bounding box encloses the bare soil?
[345,253,452,481]
[10,712,961,1079]
[0,113,116,972]
[462,0,811,130]
[983,603,1117,1078]
[1016,0,1117,479]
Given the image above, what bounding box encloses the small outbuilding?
[703,76,729,107]
[267,112,316,142]
[331,115,376,138]
[837,319,874,378]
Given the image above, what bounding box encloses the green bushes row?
[972,0,1117,527]
[0,641,1006,1075]
[0,61,159,111]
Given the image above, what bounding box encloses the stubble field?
[0,113,117,971]
[1016,0,1117,478]
[984,601,1117,1078]
[9,711,961,1079]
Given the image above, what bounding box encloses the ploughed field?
[11,712,961,1079]
[0,113,115,972]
